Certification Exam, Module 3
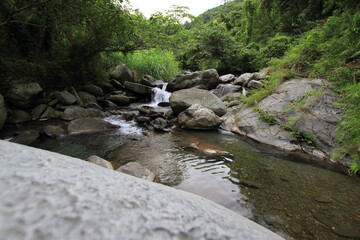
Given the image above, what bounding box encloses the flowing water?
[29,123,360,240]
[6,89,360,239]
[149,83,171,106]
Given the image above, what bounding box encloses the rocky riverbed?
[1,65,359,239]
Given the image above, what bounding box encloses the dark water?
[29,126,360,240]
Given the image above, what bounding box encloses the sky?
[128,0,224,18]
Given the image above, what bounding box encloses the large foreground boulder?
[170,89,227,117]
[167,69,219,91]
[67,118,119,134]
[0,94,6,130]
[0,140,284,240]
[178,104,224,130]
[5,82,43,108]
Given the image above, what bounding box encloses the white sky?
[128,0,223,17]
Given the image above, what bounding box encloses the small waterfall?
[242,87,247,97]
[149,83,171,106]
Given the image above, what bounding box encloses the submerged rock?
[10,130,39,145]
[167,69,219,91]
[116,162,156,182]
[178,104,224,130]
[43,125,64,138]
[170,89,227,117]
[87,155,113,170]
[68,118,119,135]
[61,106,105,121]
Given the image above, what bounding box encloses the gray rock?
[124,81,152,95]
[101,100,118,108]
[139,75,156,87]
[61,106,105,121]
[167,69,219,91]
[87,155,113,170]
[247,80,263,88]
[85,102,103,111]
[108,94,131,106]
[219,74,236,83]
[10,130,39,145]
[5,82,43,107]
[258,79,340,159]
[213,84,241,98]
[0,140,284,240]
[153,80,166,88]
[135,116,152,124]
[0,94,7,130]
[121,111,139,121]
[170,89,227,117]
[151,117,170,132]
[69,87,84,107]
[110,64,135,84]
[220,92,243,102]
[82,85,104,97]
[233,73,256,86]
[78,91,97,105]
[116,162,156,182]
[68,118,119,135]
[96,81,117,93]
[43,125,64,137]
[178,104,224,130]
[47,98,59,107]
[7,109,31,124]
[55,91,77,105]
[224,106,300,151]
[41,107,62,119]
[110,79,125,90]
[31,104,47,120]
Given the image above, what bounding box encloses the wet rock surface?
[167,69,219,91]
[68,118,119,135]
[170,88,227,117]
[178,104,224,130]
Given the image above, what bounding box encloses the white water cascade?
[149,83,171,106]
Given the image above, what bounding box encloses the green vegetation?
[110,49,180,80]
[253,106,277,126]
[0,0,358,171]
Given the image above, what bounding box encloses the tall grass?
[106,49,180,80]
[244,10,360,171]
